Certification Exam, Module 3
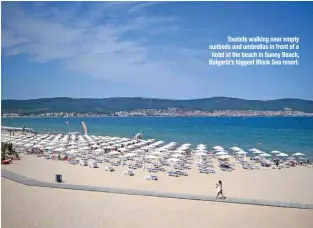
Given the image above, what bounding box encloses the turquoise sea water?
[2,117,313,158]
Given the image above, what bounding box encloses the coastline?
[2,117,313,159]
[2,115,313,118]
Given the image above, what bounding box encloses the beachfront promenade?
[2,170,313,210]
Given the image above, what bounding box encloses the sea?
[2,117,313,158]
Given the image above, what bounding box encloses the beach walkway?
[2,170,313,210]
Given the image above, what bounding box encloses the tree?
[1,142,19,161]
[1,142,8,161]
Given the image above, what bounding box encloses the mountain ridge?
[3,96,313,102]
[2,97,313,114]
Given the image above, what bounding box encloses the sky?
[1,1,313,100]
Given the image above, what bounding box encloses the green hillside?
[2,97,313,114]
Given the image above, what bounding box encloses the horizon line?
[2,96,313,102]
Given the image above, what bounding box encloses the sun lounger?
[88,159,98,168]
[79,159,88,166]
[122,170,135,176]
[167,171,179,177]
[144,175,158,180]
[104,166,114,172]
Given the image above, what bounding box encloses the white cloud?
[1,2,208,97]
[127,2,167,13]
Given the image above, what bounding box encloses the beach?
[2,117,313,158]
[2,126,313,228]
[2,155,313,204]
[2,177,313,228]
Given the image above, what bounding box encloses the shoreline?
[2,116,313,118]
[2,126,313,160]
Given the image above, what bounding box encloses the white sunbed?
[104,166,114,172]
[88,159,99,168]
[79,159,88,166]
[122,170,134,176]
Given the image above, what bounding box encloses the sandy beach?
[2,178,313,228]
[2,155,313,203]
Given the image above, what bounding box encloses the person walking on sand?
[216,180,225,200]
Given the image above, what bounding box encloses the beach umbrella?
[218,155,231,159]
[168,158,180,162]
[197,143,206,148]
[55,147,65,152]
[106,146,115,150]
[230,146,242,151]
[235,150,247,155]
[94,148,105,153]
[215,151,228,156]
[68,145,78,149]
[277,153,288,157]
[145,155,159,159]
[119,148,128,153]
[213,146,224,151]
[81,146,90,150]
[196,145,206,149]
[79,143,88,146]
[195,149,207,153]
[292,152,305,156]
[271,150,281,154]
[44,146,54,150]
[182,143,191,147]
[108,151,121,155]
[67,149,79,154]
[259,153,271,157]
[157,148,169,152]
[125,153,136,157]
[24,143,34,148]
[173,150,186,154]
[252,150,264,154]
[171,154,184,158]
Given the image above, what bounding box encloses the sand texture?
[2,178,313,228]
[2,155,313,204]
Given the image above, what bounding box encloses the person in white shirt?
[216,180,226,199]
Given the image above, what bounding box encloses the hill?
[2,97,313,114]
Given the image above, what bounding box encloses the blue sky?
[1,1,313,100]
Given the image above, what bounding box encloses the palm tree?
[7,143,19,159]
[1,142,19,161]
[1,142,8,161]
